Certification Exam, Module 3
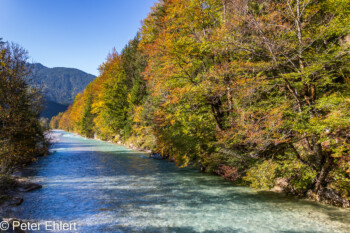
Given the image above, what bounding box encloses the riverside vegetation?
[0,39,50,194]
[51,0,350,207]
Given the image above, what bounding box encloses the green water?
[9,130,350,232]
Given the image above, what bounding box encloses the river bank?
[0,131,59,231]
[0,175,43,232]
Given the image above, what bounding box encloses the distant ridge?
[29,63,96,118]
[41,101,69,119]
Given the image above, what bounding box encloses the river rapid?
[7,130,350,232]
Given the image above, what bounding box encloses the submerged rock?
[7,197,23,206]
[0,195,23,208]
[149,153,163,160]
[16,183,42,192]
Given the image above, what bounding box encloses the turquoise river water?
[7,130,350,232]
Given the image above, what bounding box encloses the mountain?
[29,63,96,118]
[40,101,70,119]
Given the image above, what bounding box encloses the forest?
[50,0,350,206]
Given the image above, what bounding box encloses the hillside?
[29,63,96,118]
[40,100,69,119]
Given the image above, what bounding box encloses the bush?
[244,160,279,190]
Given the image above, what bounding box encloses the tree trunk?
[313,143,332,194]
[209,96,225,131]
[227,87,234,127]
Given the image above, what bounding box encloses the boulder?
[16,183,42,192]
[271,178,289,193]
[0,195,23,207]
[7,197,23,206]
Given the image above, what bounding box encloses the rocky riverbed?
[0,176,42,233]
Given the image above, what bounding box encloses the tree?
[219,0,350,198]
[80,94,95,138]
[0,40,49,174]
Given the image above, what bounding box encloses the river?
[7,130,350,232]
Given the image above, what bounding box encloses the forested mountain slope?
[29,63,96,118]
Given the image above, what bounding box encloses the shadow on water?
[10,131,350,233]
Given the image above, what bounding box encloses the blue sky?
[0,0,156,75]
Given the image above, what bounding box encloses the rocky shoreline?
[269,178,350,208]
[0,176,42,233]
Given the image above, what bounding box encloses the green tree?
[80,95,95,138]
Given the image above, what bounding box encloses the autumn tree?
[216,0,350,200]
[0,40,49,175]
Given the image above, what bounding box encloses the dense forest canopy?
[51,0,350,206]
